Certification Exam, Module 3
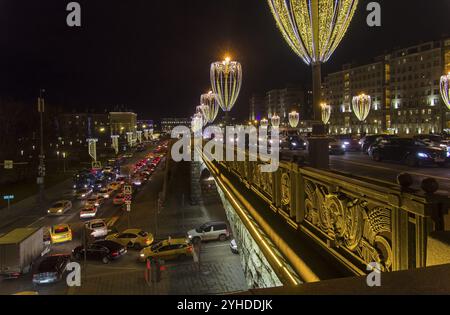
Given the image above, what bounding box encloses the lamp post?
[210,57,242,125]
[200,91,220,124]
[352,94,372,135]
[37,89,46,212]
[440,73,450,132]
[289,111,300,128]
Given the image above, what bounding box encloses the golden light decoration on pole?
[261,118,269,128]
[440,73,450,110]
[352,94,371,122]
[200,91,220,123]
[267,0,359,130]
[210,57,243,123]
[191,113,203,133]
[288,111,300,128]
[321,103,331,125]
[271,114,281,129]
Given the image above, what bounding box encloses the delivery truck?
[0,227,44,278]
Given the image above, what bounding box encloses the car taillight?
[187,246,193,253]
[111,251,119,257]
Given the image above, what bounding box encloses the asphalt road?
[281,149,450,194]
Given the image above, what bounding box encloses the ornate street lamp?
[271,114,281,129]
[321,103,331,125]
[289,111,300,128]
[261,118,269,128]
[210,57,243,123]
[267,0,359,133]
[200,91,220,124]
[440,73,450,110]
[352,94,371,134]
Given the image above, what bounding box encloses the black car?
[360,134,395,154]
[72,240,127,264]
[328,139,345,155]
[281,136,307,150]
[370,138,448,167]
[32,254,71,285]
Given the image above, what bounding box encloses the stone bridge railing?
[210,148,449,275]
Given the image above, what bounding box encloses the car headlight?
[292,143,297,146]
[188,235,192,239]
[341,145,346,149]
[417,152,429,158]
[329,146,332,149]
[140,253,145,257]
[447,152,450,158]
[344,141,350,145]
[47,210,50,213]
[58,209,63,213]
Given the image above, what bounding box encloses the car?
[32,254,71,285]
[102,166,114,173]
[85,195,105,208]
[47,200,72,216]
[72,240,127,264]
[108,182,121,191]
[116,176,127,185]
[187,221,230,244]
[360,134,395,154]
[370,137,449,167]
[281,136,307,150]
[113,193,126,205]
[106,229,154,249]
[335,135,361,152]
[49,224,73,244]
[230,239,239,254]
[139,238,193,262]
[80,205,98,219]
[76,188,93,199]
[85,219,108,239]
[328,139,345,155]
[98,187,114,199]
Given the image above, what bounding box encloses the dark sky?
[0,0,448,120]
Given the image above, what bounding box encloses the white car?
[80,205,98,219]
[47,200,72,216]
[187,221,230,243]
[85,219,108,238]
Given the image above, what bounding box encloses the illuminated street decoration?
[111,135,119,155]
[321,103,331,125]
[126,132,133,147]
[288,111,300,128]
[143,129,149,141]
[260,118,269,128]
[271,114,281,129]
[210,57,243,119]
[440,73,450,110]
[87,138,98,162]
[352,94,371,122]
[267,0,358,123]
[200,91,220,123]
[136,131,142,143]
[191,113,203,133]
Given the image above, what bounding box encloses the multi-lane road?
[281,150,450,194]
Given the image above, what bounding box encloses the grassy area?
[0,171,74,210]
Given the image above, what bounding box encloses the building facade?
[324,38,450,135]
[160,117,191,133]
[109,112,137,135]
[250,85,313,126]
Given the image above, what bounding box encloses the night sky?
[0,0,447,120]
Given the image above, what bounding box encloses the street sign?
[123,185,132,195]
[4,160,13,169]
[3,195,14,201]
